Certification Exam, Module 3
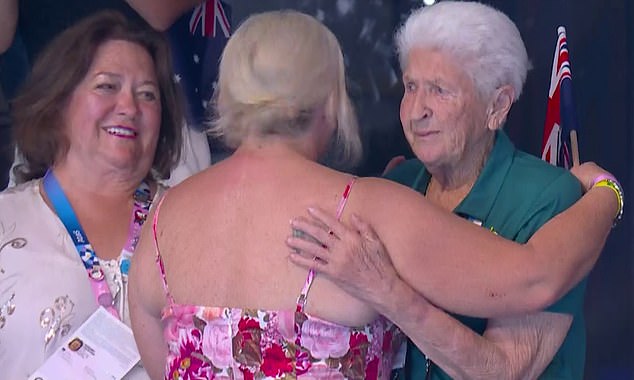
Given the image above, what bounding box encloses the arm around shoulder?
[285,169,616,319]
[519,184,616,308]
[357,175,616,318]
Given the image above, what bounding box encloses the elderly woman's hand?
[286,207,399,306]
[570,162,615,193]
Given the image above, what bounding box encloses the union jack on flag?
[168,0,231,128]
[541,26,580,169]
[189,0,231,38]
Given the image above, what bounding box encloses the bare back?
[152,151,378,326]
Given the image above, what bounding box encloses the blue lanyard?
[42,170,152,319]
[42,170,152,274]
[43,170,99,270]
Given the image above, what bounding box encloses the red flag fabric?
[541,26,579,168]
[189,0,231,38]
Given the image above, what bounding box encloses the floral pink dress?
[152,179,405,380]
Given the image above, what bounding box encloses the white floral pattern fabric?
[0,179,152,379]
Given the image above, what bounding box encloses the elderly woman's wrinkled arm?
[286,163,618,318]
[379,281,573,379]
[0,0,18,53]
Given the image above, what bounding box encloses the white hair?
[396,1,530,101]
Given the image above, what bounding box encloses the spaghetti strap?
[152,191,175,307]
[295,177,356,313]
[335,177,356,219]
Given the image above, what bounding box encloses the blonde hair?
[208,10,362,168]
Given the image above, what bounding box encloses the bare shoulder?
[353,176,422,200]
[343,176,431,239]
[349,176,435,220]
[156,166,218,216]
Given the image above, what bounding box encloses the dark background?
[0,0,631,378]
[231,1,632,379]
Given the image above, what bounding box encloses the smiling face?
[60,39,161,179]
[400,48,494,175]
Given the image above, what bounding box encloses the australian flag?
[167,0,231,130]
[541,26,579,169]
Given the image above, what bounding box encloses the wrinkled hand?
[570,162,615,192]
[286,207,399,307]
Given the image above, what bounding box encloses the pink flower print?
[301,318,351,359]
[349,331,369,351]
[164,305,198,342]
[341,332,370,379]
[164,319,180,344]
[296,348,312,375]
[239,365,255,380]
[230,368,245,380]
[202,318,234,369]
[166,336,212,379]
[277,310,296,341]
[260,343,293,377]
[382,330,393,352]
[261,313,286,351]
[175,305,198,325]
[299,363,346,379]
[365,357,379,380]
[201,306,224,321]
[238,316,260,332]
[214,370,244,380]
[366,327,383,364]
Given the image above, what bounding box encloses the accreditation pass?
[28,306,140,380]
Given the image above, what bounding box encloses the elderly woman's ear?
[486,85,515,131]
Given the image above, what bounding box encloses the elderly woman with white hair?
[286,2,622,380]
[129,8,620,380]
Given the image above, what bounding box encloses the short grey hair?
[208,10,362,168]
[396,1,530,101]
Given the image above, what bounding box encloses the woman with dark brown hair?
[0,10,182,379]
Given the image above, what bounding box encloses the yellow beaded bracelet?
[592,178,624,226]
